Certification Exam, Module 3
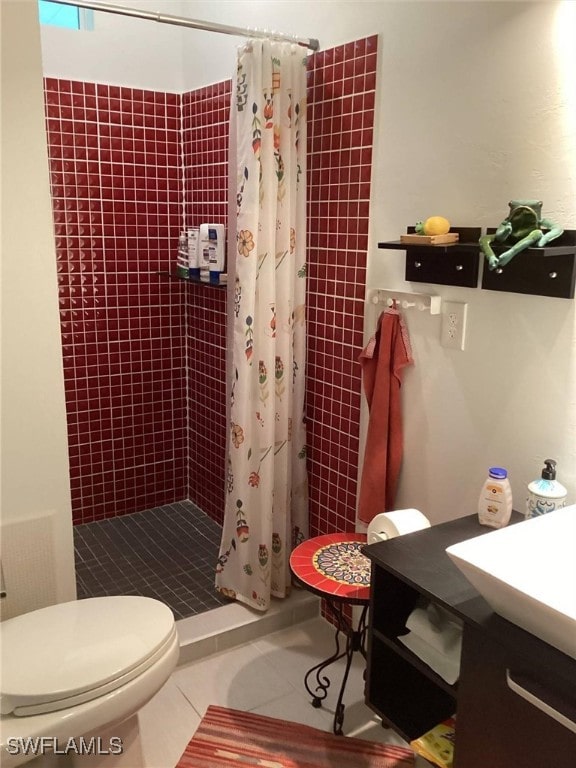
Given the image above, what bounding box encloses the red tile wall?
[181,82,231,525]
[43,34,377,532]
[44,79,187,524]
[182,82,231,228]
[306,35,377,536]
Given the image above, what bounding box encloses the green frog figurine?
[479,200,563,270]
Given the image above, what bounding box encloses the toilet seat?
[0,596,176,717]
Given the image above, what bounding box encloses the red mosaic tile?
[290,532,370,602]
[305,35,377,536]
[43,35,377,531]
[44,78,185,523]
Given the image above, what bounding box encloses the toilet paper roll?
[367,509,430,544]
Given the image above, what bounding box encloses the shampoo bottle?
[199,224,225,283]
[526,459,567,518]
[478,467,513,529]
[207,224,226,283]
[176,231,188,279]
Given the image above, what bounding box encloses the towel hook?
[370,289,441,315]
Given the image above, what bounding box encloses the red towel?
[357,309,413,524]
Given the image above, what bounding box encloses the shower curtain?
[216,39,309,611]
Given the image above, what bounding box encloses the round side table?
[289,532,371,735]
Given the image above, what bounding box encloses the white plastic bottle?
[199,223,226,283]
[198,224,212,281]
[187,227,200,279]
[478,467,513,529]
[176,231,188,278]
[526,459,567,519]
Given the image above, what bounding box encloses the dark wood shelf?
[378,227,576,297]
[481,229,576,299]
[377,240,480,253]
[378,227,482,253]
[378,227,481,288]
[156,269,227,288]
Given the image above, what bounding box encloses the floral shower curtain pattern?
[216,40,309,611]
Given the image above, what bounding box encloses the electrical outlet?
[441,301,467,350]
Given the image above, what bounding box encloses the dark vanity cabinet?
[363,514,576,768]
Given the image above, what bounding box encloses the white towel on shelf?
[398,602,463,685]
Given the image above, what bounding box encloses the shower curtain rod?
[50,0,320,51]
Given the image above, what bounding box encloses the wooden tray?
[400,233,460,245]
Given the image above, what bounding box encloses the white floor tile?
[344,702,409,745]
[172,641,295,717]
[138,677,200,768]
[255,618,370,719]
[138,613,424,766]
[249,689,336,732]
[252,617,337,684]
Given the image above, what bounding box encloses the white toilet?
[0,596,179,767]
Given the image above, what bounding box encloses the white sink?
[446,505,576,660]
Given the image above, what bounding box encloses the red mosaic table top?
[289,532,371,603]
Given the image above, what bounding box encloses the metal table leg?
[303,602,368,735]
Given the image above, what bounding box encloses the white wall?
[39,0,186,91]
[1,0,76,616]
[37,1,576,523]
[367,1,576,522]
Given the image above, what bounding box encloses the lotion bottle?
[478,467,513,529]
[526,459,567,518]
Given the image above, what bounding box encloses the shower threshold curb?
[175,588,320,665]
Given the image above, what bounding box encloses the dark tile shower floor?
[73,501,231,620]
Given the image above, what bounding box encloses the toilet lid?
[0,596,175,716]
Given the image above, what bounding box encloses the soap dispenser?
[526,459,567,519]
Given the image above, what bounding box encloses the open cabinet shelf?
[372,627,458,698]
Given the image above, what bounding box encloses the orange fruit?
[423,216,450,236]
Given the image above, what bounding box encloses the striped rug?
[176,705,414,767]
